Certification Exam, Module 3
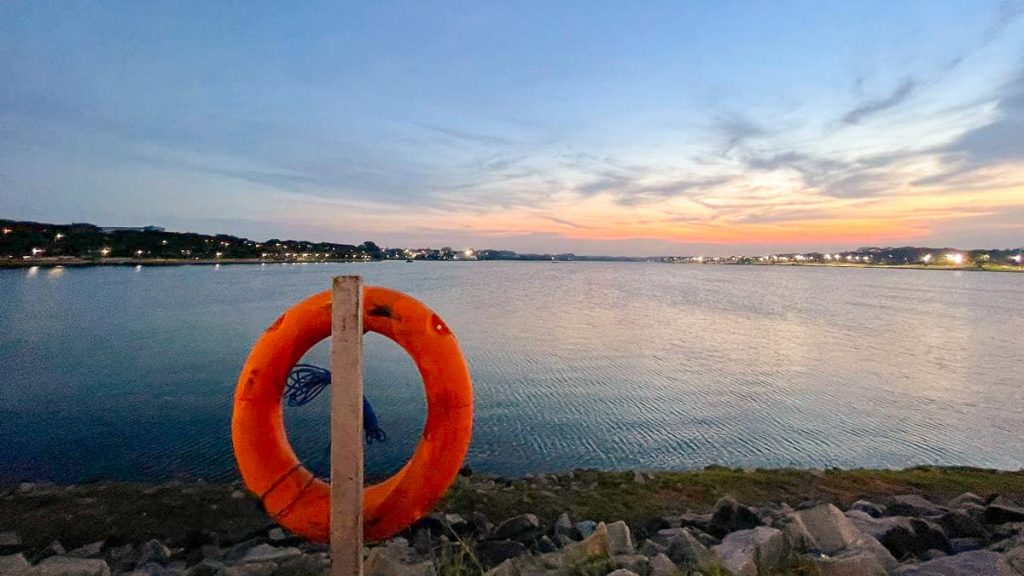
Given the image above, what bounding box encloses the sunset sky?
[2,1,1023,255]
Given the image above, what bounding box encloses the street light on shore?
[946,253,964,265]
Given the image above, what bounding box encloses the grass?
[438,466,1024,534]
[3,466,1022,554]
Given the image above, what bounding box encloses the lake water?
[1,262,1022,484]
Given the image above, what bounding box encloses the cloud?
[714,114,765,154]
[842,78,917,124]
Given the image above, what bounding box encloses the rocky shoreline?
[2,467,1024,576]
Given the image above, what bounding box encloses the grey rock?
[411,530,432,557]
[475,541,528,568]
[846,510,951,559]
[229,562,276,576]
[605,521,634,556]
[678,512,713,533]
[137,541,172,566]
[536,536,557,554]
[665,530,713,571]
[850,500,886,518]
[492,514,541,542]
[66,543,104,560]
[468,512,494,538]
[712,527,789,576]
[562,521,633,564]
[482,556,544,576]
[270,554,328,576]
[921,549,948,561]
[949,537,986,553]
[553,513,574,539]
[938,509,987,538]
[804,549,894,576]
[575,521,597,539]
[709,496,761,537]
[126,562,179,576]
[648,553,678,576]
[632,471,646,484]
[0,553,30,576]
[267,530,287,543]
[236,545,301,565]
[0,532,22,551]
[34,542,66,564]
[888,495,945,518]
[105,543,134,568]
[23,556,111,576]
[783,504,898,573]
[184,561,227,576]
[638,539,668,558]
[605,570,640,576]
[610,554,648,574]
[363,547,433,576]
[897,549,1015,575]
[949,493,985,508]
[986,503,1024,525]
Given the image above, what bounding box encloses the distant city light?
[135,250,144,256]
[2,228,12,234]
[55,233,64,240]
[946,253,964,265]
[215,252,223,258]
[100,247,111,256]
[464,249,474,257]
[1012,254,1023,264]
[922,254,933,263]
[31,247,44,255]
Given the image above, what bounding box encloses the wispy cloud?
[842,78,918,124]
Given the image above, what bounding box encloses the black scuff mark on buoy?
[369,305,392,318]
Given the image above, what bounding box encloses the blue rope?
[285,363,387,443]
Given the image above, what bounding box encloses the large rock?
[709,496,761,537]
[23,556,111,576]
[804,549,894,576]
[896,549,1015,575]
[136,541,172,566]
[938,509,987,539]
[0,554,30,576]
[492,514,541,542]
[888,495,945,519]
[712,527,789,576]
[986,503,1024,525]
[66,543,104,560]
[475,541,528,568]
[0,532,22,552]
[664,529,714,572]
[562,522,633,564]
[784,504,897,573]
[235,545,302,565]
[553,513,574,539]
[363,547,433,576]
[850,500,886,519]
[846,510,951,559]
[949,493,985,508]
[648,553,677,576]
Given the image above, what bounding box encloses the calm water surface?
[1,262,1022,483]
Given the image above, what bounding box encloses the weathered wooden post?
[331,276,363,576]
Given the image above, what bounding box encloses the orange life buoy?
[232,286,473,542]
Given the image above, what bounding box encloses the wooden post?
[331,276,363,576]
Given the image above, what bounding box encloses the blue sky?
[2,1,1023,255]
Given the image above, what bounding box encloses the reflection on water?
[0,262,1021,483]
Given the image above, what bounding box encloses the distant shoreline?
[3,257,1023,272]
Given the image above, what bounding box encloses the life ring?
[232,286,473,542]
